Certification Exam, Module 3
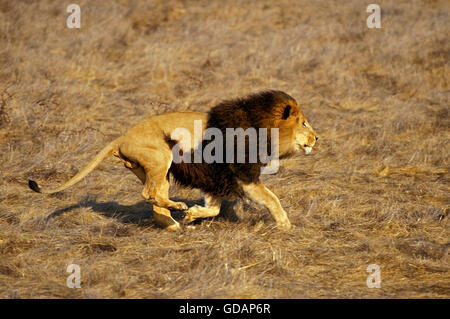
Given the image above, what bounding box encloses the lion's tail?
[28,138,122,194]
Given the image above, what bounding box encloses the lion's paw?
[184,205,202,223]
[277,219,292,231]
[166,221,182,232]
[172,201,188,211]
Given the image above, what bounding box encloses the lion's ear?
[282,105,291,120]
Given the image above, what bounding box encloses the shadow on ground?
[46,196,239,225]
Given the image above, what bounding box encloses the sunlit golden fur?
[29,91,318,231]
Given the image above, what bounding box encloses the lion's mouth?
[296,144,313,154]
[303,146,312,155]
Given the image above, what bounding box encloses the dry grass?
[0,0,449,298]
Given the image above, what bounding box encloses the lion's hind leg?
[149,177,188,211]
[184,195,221,223]
[128,165,146,184]
[128,166,182,231]
[118,143,187,231]
[119,143,187,210]
[153,205,181,231]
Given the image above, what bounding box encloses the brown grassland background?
[0,0,448,298]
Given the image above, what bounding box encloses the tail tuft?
[28,180,41,193]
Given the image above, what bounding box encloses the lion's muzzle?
[304,146,312,155]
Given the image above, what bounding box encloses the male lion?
[29,90,318,231]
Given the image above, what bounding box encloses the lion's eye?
[303,122,307,127]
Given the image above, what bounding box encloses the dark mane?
[208,90,296,130]
[168,90,296,198]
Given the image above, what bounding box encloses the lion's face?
[292,111,318,155]
[276,98,318,156]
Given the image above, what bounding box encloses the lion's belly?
[169,161,244,199]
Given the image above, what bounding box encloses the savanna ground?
[0,0,448,298]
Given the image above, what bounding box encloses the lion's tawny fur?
[29,90,318,231]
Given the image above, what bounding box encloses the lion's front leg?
[241,182,292,230]
[184,195,221,223]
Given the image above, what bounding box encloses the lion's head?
[207,90,318,161]
[265,91,318,157]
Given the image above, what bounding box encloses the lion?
[28,90,318,231]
